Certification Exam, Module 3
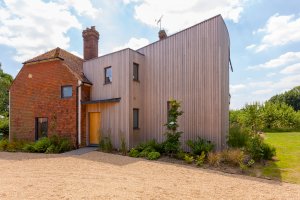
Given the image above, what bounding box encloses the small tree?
[163,99,184,157]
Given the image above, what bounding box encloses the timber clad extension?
[10,15,230,150]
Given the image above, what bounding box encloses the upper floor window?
[105,66,112,84]
[61,85,72,98]
[133,63,139,81]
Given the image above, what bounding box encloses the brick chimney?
[82,26,99,60]
[158,30,167,40]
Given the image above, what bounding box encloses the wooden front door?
[89,112,101,145]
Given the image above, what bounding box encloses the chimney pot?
[159,30,167,40]
[82,26,99,60]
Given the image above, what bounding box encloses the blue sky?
[0,0,300,109]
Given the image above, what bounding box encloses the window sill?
[104,82,112,85]
[133,128,140,130]
[133,79,140,83]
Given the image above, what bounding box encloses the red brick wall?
[80,85,90,147]
[10,60,78,145]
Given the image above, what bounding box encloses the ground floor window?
[35,118,48,140]
[133,109,139,129]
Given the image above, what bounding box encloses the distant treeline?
[230,86,300,132]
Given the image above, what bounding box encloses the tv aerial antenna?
[155,15,163,30]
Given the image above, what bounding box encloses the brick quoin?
[10,60,79,145]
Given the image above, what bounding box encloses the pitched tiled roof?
[23,47,92,84]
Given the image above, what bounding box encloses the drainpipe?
[76,80,83,148]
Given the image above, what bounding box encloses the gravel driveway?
[0,151,299,200]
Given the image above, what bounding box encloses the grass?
[262,132,300,184]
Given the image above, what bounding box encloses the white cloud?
[250,14,300,52]
[245,44,256,50]
[230,84,246,93]
[113,37,150,52]
[248,52,300,70]
[0,0,101,62]
[252,89,272,95]
[266,72,276,77]
[131,0,245,33]
[280,63,300,74]
[61,0,102,19]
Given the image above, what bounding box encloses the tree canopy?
[0,63,13,116]
[269,86,300,111]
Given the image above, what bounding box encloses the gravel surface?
[0,151,299,200]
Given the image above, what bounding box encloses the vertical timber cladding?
[137,15,230,150]
[83,49,131,148]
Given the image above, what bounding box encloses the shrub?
[139,146,155,157]
[186,137,214,156]
[34,137,51,153]
[261,143,276,160]
[22,143,35,152]
[58,139,71,153]
[176,150,185,160]
[227,125,250,148]
[129,148,139,158]
[99,136,113,153]
[221,149,244,167]
[5,140,26,152]
[195,151,206,167]
[207,152,221,167]
[147,151,161,160]
[45,144,58,154]
[0,138,9,151]
[184,154,194,164]
[0,118,9,138]
[245,134,276,161]
[135,139,162,153]
[163,131,182,156]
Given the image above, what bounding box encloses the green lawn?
[262,132,300,184]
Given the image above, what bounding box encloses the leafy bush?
[261,143,276,160]
[186,137,214,156]
[0,138,9,151]
[227,125,250,148]
[135,139,162,153]
[23,143,35,152]
[58,139,71,153]
[195,151,206,166]
[147,151,161,160]
[163,131,182,156]
[184,154,194,164]
[6,140,26,152]
[34,137,51,153]
[245,134,276,161]
[0,118,9,138]
[176,150,186,160]
[128,148,139,157]
[99,136,113,153]
[207,152,221,167]
[139,146,155,157]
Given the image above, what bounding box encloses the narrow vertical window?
[104,66,112,84]
[35,117,48,140]
[133,109,139,129]
[133,63,139,81]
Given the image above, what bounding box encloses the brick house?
[10,15,230,150]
